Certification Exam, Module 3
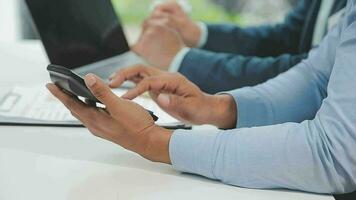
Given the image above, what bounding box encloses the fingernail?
[110,75,121,86]
[109,72,116,80]
[85,74,97,87]
[109,80,114,86]
[46,83,54,90]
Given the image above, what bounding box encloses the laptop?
[24,0,144,81]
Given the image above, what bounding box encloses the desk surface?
[0,41,333,200]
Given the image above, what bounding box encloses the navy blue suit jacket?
[179,0,346,94]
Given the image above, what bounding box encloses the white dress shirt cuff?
[168,47,191,73]
[196,22,209,48]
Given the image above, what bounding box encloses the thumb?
[84,74,121,109]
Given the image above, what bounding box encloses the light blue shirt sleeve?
[169,0,356,194]
[168,22,208,72]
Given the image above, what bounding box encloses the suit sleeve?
[179,49,307,94]
[202,0,311,56]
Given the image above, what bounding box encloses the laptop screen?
[25,0,130,69]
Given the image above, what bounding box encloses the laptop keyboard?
[76,52,144,81]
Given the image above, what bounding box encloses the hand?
[132,19,185,70]
[109,65,167,85]
[46,74,173,163]
[148,1,202,47]
[109,65,237,129]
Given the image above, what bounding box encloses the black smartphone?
[47,64,158,121]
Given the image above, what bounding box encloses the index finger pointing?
[122,74,183,100]
[109,65,157,88]
[109,66,142,88]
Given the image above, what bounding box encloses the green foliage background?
[111,0,242,25]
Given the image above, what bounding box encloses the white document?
[0,86,183,127]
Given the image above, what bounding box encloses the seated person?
[133,0,346,94]
[47,0,356,195]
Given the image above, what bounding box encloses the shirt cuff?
[169,129,219,178]
[168,47,191,73]
[196,22,208,48]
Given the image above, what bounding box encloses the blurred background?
[0,0,296,43]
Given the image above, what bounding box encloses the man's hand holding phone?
[47,73,172,164]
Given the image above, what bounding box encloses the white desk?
[0,41,333,200]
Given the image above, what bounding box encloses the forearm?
[202,1,308,55]
[203,23,301,56]
[169,120,355,194]
[226,20,343,128]
[179,49,307,94]
[203,24,271,55]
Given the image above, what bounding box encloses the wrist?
[141,125,173,164]
[183,22,201,48]
[160,45,184,70]
[206,94,237,129]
